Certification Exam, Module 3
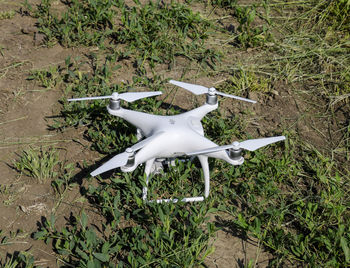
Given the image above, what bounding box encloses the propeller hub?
[111,92,119,100]
[232,141,240,150]
[208,87,216,96]
[126,147,134,155]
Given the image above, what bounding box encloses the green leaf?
[93,252,110,262]
[87,260,95,268]
[341,236,350,263]
[81,211,88,230]
[102,242,110,254]
[207,208,218,214]
[247,9,256,25]
[76,247,89,261]
[33,230,47,240]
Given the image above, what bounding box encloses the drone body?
[69,80,285,203]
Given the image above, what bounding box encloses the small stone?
[271,90,279,96]
[19,205,28,213]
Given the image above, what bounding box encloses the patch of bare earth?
[0,1,92,266]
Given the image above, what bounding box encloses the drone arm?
[197,155,210,198]
[184,102,218,121]
[107,107,159,136]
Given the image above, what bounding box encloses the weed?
[0,252,35,268]
[51,162,75,197]
[315,0,350,31]
[145,159,204,200]
[14,146,60,183]
[207,0,237,9]
[0,183,26,206]
[212,136,350,266]
[26,0,350,267]
[20,0,33,16]
[233,4,272,47]
[114,1,220,69]
[49,55,167,154]
[207,0,272,47]
[218,68,272,96]
[35,169,216,267]
[35,0,117,47]
[234,1,350,99]
[0,230,35,267]
[30,0,221,70]
[27,65,61,89]
[0,10,15,20]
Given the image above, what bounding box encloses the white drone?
[69,80,285,203]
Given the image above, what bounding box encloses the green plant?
[0,252,35,268]
[206,0,272,47]
[49,55,168,154]
[14,146,60,183]
[0,230,35,267]
[33,0,117,47]
[207,0,237,9]
[217,68,272,95]
[114,0,220,69]
[0,10,15,20]
[212,135,350,266]
[51,162,76,197]
[202,108,246,144]
[20,0,33,16]
[316,0,350,31]
[26,1,350,267]
[31,0,221,70]
[27,65,61,89]
[233,5,272,47]
[35,166,216,267]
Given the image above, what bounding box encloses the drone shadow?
[214,215,268,268]
[69,153,119,187]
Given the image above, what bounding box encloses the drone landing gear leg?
[136,128,144,141]
[197,155,210,198]
[142,158,155,201]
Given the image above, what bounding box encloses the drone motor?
[228,141,243,161]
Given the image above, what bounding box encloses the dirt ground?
[0,1,348,267]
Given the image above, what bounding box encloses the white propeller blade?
[118,91,162,102]
[187,136,285,156]
[239,136,286,151]
[186,144,233,156]
[68,96,112,101]
[169,80,208,95]
[169,80,256,104]
[90,152,129,176]
[215,91,257,104]
[68,91,162,102]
